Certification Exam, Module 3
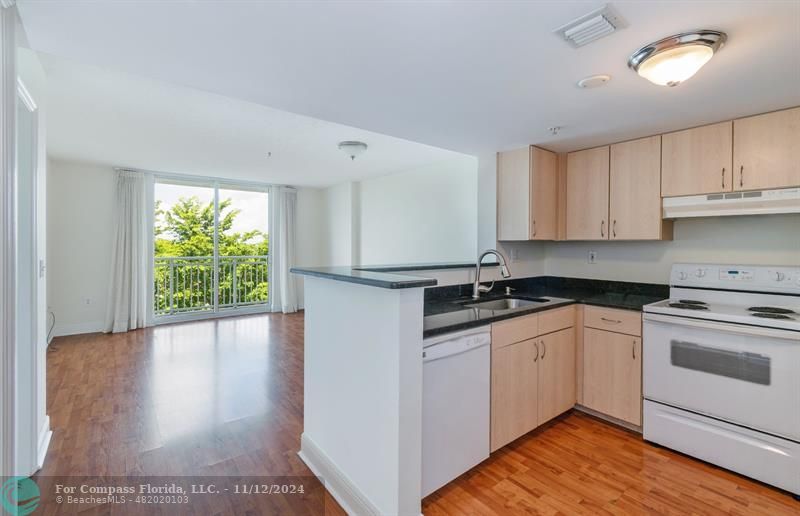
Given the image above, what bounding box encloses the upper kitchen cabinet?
[610,136,672,240]
[661,121,733,197]
[497,146,557,241]
[733,107,800,191]
[566,146,610,240]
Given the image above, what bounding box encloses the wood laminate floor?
[40,313,797,515]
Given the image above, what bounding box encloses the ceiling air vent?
[554,4,626,48]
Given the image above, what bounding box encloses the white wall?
[543,214,800,284]
[358,157,477,265]
[47,160,115,336]
[301,276,423,515]
[319,156,478,267]
[321,182,356,266]
[295,187,326,306]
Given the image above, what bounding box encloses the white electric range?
[642,263,800,496]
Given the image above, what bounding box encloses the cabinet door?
[491,339,538,451]
[661,121,732,196]
[538,327,576,425]
[566,146,610,240]
[497,147,531,240]
[530,147,558,240]
[583,328,642,426]
[610,136,671,240]
[733,107,800,191]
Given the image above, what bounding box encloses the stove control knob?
[695,268,706,278]
[679,271,688,280]
[774,271,786,282]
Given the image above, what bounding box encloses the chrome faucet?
[472,249,511,299]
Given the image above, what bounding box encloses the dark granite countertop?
[423,276,668,338]
[291,261,496,289]
[290,266,437,289]
[354,261,496,272]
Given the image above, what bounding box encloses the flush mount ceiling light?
[628,30,727,87]
[338,141,368,160]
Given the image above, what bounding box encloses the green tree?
[155,197,268,257]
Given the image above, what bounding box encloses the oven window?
[670,341,771,385]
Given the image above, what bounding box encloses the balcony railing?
[154,255,269,316]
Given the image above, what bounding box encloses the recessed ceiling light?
[628,30,727,87]
[338,141,368,160]
[577,74,611,89]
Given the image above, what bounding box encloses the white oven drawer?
[643,313,800,441]
[644,401,800,495]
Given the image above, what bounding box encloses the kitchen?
[294,106,799,514]
[9,1,798,514]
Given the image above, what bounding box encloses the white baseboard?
[298,433,381,516]
[53,321,104,337]
[36,415,51,472]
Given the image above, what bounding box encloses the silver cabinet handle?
[601,317,622,324]
[612,220,617,238]
[721,167,725,189]
[600,220,605,237]
[740,165,744,187]
[533,340,539,362]
[632,340,636,359]
[540,339,546,359]
[532,219,536,237]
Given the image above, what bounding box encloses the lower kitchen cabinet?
[491,307,577,452]
[491,338,539,451]
[538,327,576,424]
[583,327,642,425]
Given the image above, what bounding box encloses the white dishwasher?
[422,326,491,498]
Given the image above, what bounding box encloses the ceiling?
[37,53,465,187]
[18,1,800,159]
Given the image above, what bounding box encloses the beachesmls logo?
[1,477,40,515]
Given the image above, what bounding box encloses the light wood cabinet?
[733,107,800,191]
[497,146,558,241]
[491,338,539,451]
[583,328,642,426]
[566,146,610,240]
[538,327,576,425]
[661,121,733,197]
[491,306,577,451]
[610,136,672,240]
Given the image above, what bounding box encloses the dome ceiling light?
[338,141,368,160]
[628,30,727,87]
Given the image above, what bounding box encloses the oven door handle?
[643,312,800,341]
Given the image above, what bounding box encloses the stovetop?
[645,291,800,331]
[643,264,800,331]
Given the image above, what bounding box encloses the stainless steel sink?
[464,297,549,311]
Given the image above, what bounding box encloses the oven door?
[643,313,800,441]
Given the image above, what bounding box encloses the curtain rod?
[113,166,296,190]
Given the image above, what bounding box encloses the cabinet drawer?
[584,306,641,336]
[491,313,538,349]
[538,305,575,335]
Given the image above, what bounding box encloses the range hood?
[663,187,800,219]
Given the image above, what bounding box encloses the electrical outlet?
[84,298,92,305]
[588,251,598,264]
[509,248,519,262]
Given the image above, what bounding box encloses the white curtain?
[104,170,152,333]
[268,186,298,313]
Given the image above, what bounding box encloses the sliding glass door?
[153,180,269,320]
